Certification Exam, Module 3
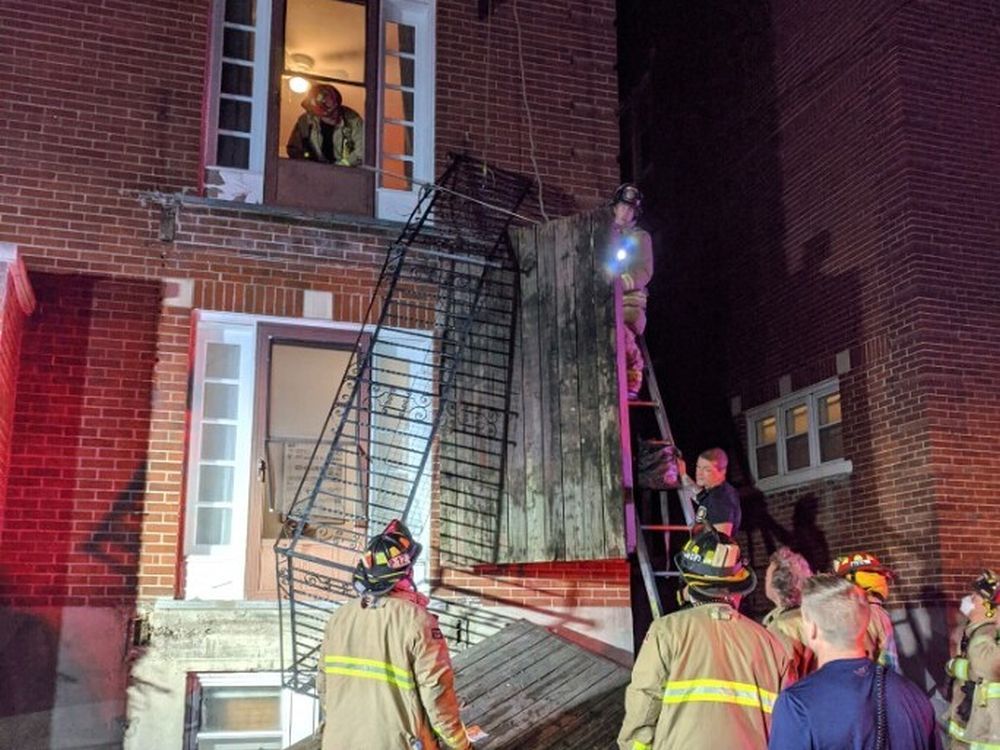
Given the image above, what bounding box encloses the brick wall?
[619,0,999,606]
[435,0,620,217]
[0,267,30,533]
[0,273,160,606]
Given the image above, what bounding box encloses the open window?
[204,0,435,220]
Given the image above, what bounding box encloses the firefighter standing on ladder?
[606,183,654,400]
[944,569,1000,748]
[617,524,794,750]
[317,519,471,750]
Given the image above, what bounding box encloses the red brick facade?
[619,0,999,608]
[0,0,624,610]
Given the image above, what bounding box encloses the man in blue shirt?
[768,574,941,750]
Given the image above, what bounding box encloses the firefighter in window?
[287,83,364,167]
[944,569,1000,748]
[605,183,654,400]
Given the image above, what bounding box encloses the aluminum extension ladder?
[627,336,694,620]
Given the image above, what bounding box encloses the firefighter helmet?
[972,569,1000,616]
[302,83,344,120]
[352,519,422,596]
[833,552,895,602]
[675,525,756,596]
[611,183,643,214]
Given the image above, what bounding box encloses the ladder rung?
[640,524,691,533]
[654,571,683,578]
[627,400,659,408]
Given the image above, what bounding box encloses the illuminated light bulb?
[289,76,310,94]
[616,248,628,262]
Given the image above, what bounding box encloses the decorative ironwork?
[276,154,532,696]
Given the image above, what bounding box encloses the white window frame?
[745,377,852,492]
[186,671,318,749]
[376,0,436,222]
[204,0,274,203]
[183,311,432,600]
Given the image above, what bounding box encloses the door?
[246,323,367,599]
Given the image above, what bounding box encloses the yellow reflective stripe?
[949,719,967,740]
[631,742,652,750]
[970,743,1000,749]
[433,725,468,748]
[948,657,970,681]
[323,655,415,690]
[985,682,1000,699]
[662,679,777,713]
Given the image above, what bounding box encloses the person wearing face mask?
[944,570,1000,748]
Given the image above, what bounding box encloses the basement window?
[184,672,318,749]
[745,378,851,492]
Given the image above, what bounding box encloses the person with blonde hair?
[763,547,816,675]
[768,574,940,749]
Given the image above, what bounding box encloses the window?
[184,673,317,749]
[745,378,851,491]
[203,0,435,220]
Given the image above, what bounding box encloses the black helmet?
[611,183,643,214]
[675,525,756,597]
[972,569,1000,615]
[352,519,422,596]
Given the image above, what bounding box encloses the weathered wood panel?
[499,210,626,563]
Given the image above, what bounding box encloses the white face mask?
[960,595,975,617]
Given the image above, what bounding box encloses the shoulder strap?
[875,664,887,750]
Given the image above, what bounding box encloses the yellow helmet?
[833,552,894,602]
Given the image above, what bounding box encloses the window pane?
[225,0,256,26]
[198,740,282,750]
[756,444,777,478]
[786,433,810,471]
[195,507,232,545]
[202,687,282,731]
[755,416,776,445]
[385,56,414,87]
[199,465,234,504]
[384,89,414,124]
[221,62,254,96]
[204,382,239,420]
[819,392,841,426]
[820,424,844,462]
[785,404,808,435]
[202,424,237,461]
[380,157,412,190]
[206,343,241,379]
[382,123,413,157]
[219,98,253,132]
[386,22,415,54]
[285,0,366,83]
[217,134,250,169]
[223,28,254,61]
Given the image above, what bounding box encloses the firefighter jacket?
[762,605,817,677]
[865,599,900,673]
[286,107,364,166]
[608,219,653,335]
[317,586,470,750]
[618,602,793,750]
[945,618,1000,747]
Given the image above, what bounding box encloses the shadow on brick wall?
[0,272,161,746]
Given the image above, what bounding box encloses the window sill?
[754,458,853,493]
[143,191,408,235]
